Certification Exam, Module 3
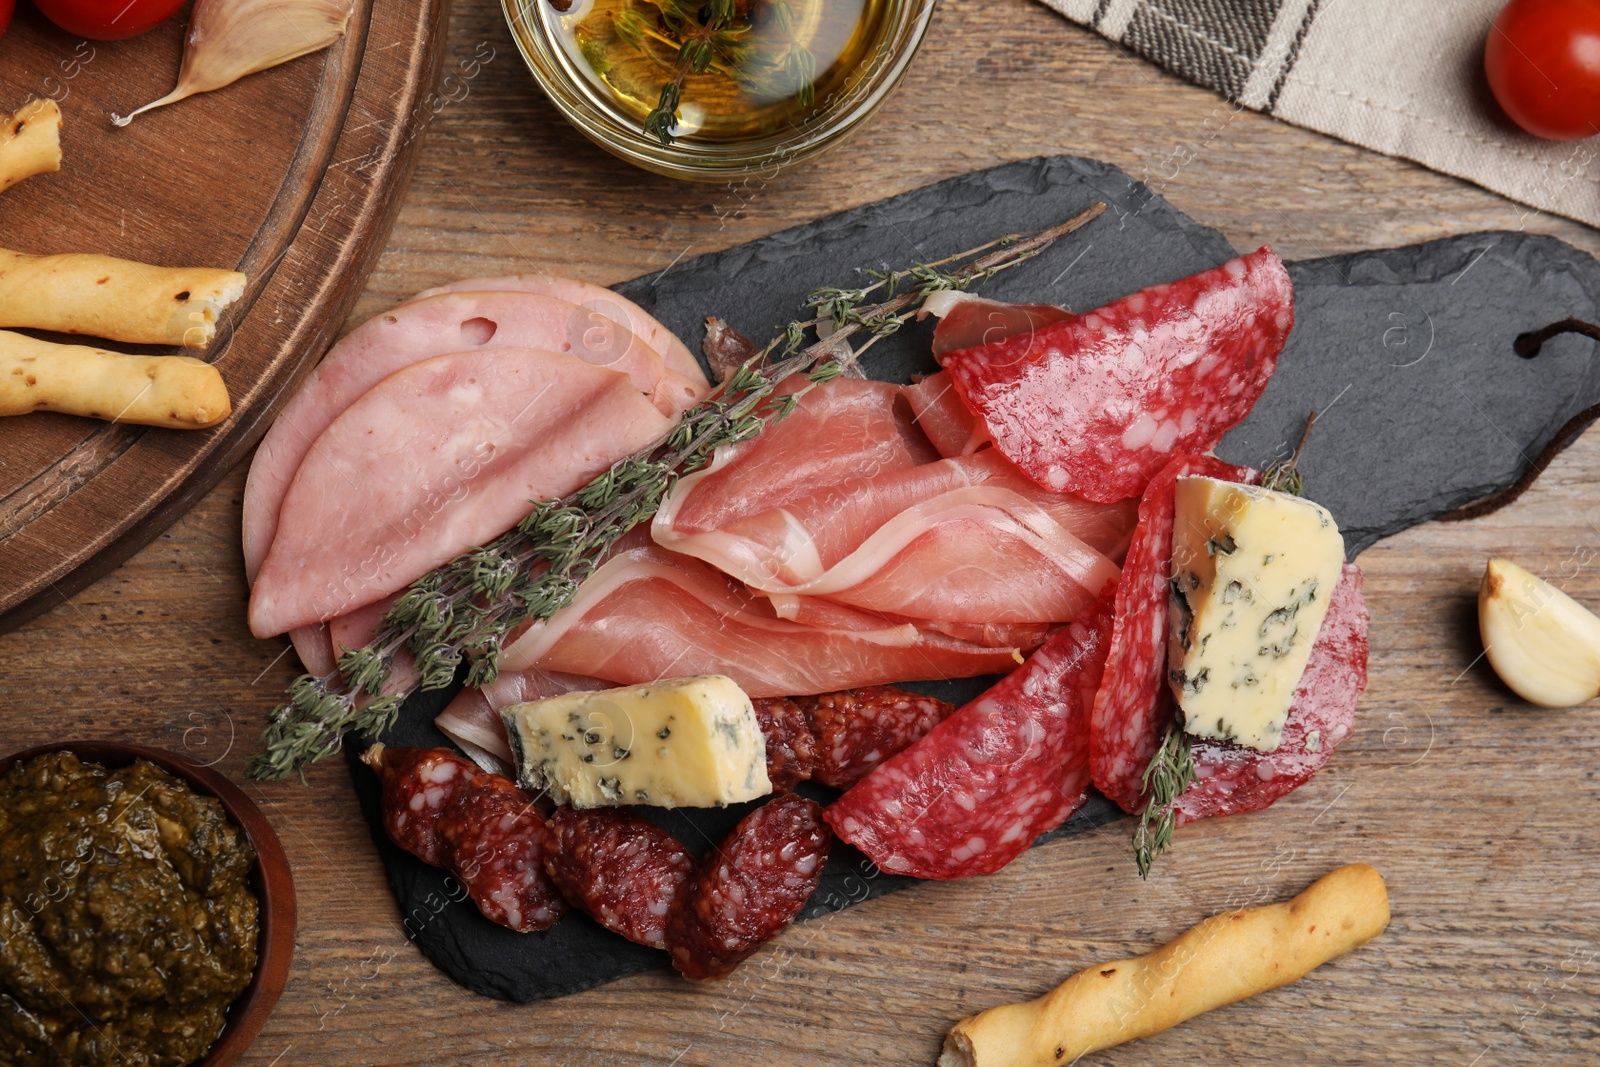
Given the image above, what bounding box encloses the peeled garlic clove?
[113,0,353,126]
[1479,557,1600,708]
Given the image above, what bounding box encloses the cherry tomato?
[31,0,185,40]
[1485,0,1600,140]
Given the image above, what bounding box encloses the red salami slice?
[1173,563,1368,823]
[750,696,819,790]
[667,794,831,980]
[941,248,1292,503]
[823,592,1116,880]
[796,686,957,789]
[544,808,693,949]
[366,745,566,933]
[1089,454,1259,814]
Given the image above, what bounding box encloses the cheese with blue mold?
[501,675,772,808]
[1167,476,1345,753]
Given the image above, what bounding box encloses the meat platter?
[252,155,1600,1001]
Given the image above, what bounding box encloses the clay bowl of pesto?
[503,0,936,180]
[0,741,296,1067]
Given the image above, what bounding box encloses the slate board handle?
[1443,316,1600,523]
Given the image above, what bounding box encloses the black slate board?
[351,155,1600,1003]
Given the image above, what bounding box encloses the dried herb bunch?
[247,202,1107,781]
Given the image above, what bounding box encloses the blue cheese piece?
[500,675,772,808]
[1167,476,1345,752]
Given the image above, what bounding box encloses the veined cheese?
[1167,476,1345,752]
[501,675,772,808]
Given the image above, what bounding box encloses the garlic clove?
[1479,557,1600,708]
[113,0,353,127]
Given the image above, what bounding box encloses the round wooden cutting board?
[0,0,448,631]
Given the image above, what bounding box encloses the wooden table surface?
[4,1,1599,1064]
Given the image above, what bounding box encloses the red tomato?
[0,0,13,38]
[31,0,185,40]
[1485,0,1600,140]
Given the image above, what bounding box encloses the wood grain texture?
[2,0,1600,1064]
[0,0,449,629]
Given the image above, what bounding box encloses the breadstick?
[939,864,1390,1067]
[0,248,247,347]
[1,330,231,429]
[0,100,63,194]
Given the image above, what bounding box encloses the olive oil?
[540,0,892,143]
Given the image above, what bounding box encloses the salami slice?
[749,696,819,791]
[795,686,957,790]
[543,808,693,949]
[667,794,831,980]
[1088,455,1259,815]
[365,745,566,933]
[1173,563,1368,823]
[941,248,1292,503]
[823,592,1116,880]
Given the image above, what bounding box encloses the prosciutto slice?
[248,348,674,638]
[436,669,611,775]
[903,372,989,458]
[497,541,1026,698]
[653,379,1133,627]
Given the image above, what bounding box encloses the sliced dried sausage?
[544,807,693,949]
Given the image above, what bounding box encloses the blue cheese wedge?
[1167,476,1345,752]
[500,675,772,808]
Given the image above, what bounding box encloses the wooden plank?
[1,0,1598,1063]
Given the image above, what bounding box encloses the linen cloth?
[1041,0,1600,228]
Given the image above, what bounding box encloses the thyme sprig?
[246,202,1108,782]
[1133,722,1196,879]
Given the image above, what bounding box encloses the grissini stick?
[0,330,231,429]
[0,248,247,348]
[0,100,63,194]
[939,863,1390,1067]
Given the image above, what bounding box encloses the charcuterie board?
[347,155,1600,1002]
[0,0,447,629]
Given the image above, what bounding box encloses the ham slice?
[653,379,1133,627]
[248,348,674,638]
[922,291,1074,357]
[242,289,702,589]
[404,277,708,414]
[497,541,1026,698]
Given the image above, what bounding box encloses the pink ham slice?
[404,276,708,415]
[652,379,1133,627]
[241,289,701,590]
[496,541,1026,698]
[248,348,675,638]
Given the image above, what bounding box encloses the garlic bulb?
[1479,557,1600,708]
[113,0,353,126]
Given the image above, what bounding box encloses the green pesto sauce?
[0,752,259,1067]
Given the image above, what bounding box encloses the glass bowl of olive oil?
[503,0,935,180]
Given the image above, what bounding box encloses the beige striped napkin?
[1042,0,1600,228]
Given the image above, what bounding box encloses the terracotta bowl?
[0,741,296,1067]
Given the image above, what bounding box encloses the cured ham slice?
[941,248,1293,502]
[242,289,703,589]
[248,348,675,638]
[497,541,1026,698]
[903,372,988,458]
[922,291,1074,358]
[653,379,1133,627]
[404,276,709,413]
